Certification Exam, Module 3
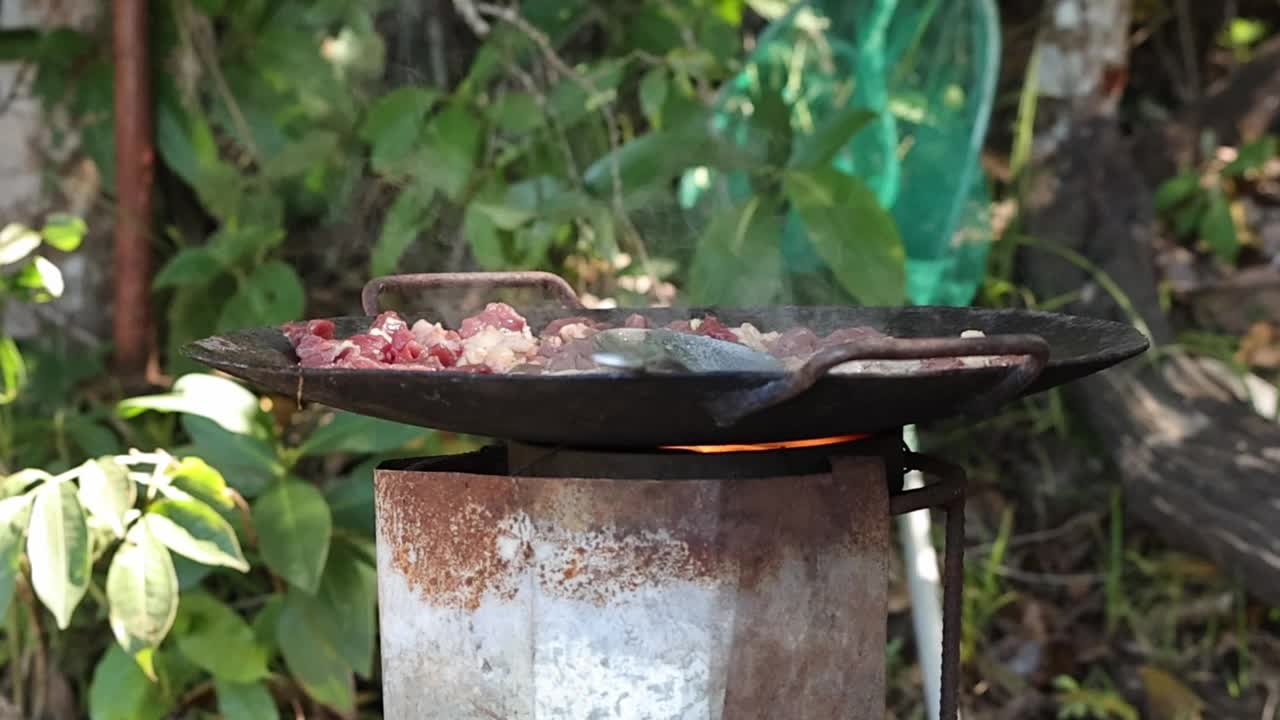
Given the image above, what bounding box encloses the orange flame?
[661,433,870,454]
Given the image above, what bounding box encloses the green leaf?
[27,480,91,629]
[666,47,717,77]
[217,261,306,332]
[193,164,246,224]
[750,80,793,167]
[788,106,877,170]
[325,460,377,536]
[144,498,250,572]
[88,645,171,720]
[253,480,331,593]
[415,103,483,200]
[361,86,440,171]
[640,67,669,127]
[1154,172,1201,212]
[547,59,626,127]
[156,90,220,190]
[264,130,340,180]
[372,182,436,277]
[66,418,120,458]
[0,337,26,405]
[489,92,543,134]
[175,592,270,683]
[1223,16,1268,49]
[105,522,179,676]
[217,680,279,720]
[78,457,136,537]
[9,258,53,302]
[277,593,354,713]
[784,168,906,305]
[464,198,505,270]
[179,415,280,497]
[32,256,63,298]
[0,494,35,620]
[582,130,688,196]
[0,28,41,62]
[1200,192,1241,264]
[0,223,41,266]
[2,469,49,498]
[118,373,262,435]
[153,247,221,289]
[312,541,378,677]
[173,554,212,590]
[582,118,764,198]
[471,202,536,231]
[1223,136,1276,177]
[168,457,235,511]
[251,594,285,653]
[504,176,599,225]
[687,197,784,305]
[40,213,87,252]
[299,411,428,457]
[1172,194,1206,237]
[210,225,285,266]
[513,221,560,269]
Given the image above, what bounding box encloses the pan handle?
[361,271,584,315]
[705,334,1052,427]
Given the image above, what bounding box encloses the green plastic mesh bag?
[678,0,1000,307]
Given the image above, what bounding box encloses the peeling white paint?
[377,545,728,719]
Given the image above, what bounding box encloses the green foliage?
[174,592,270,683]
[87,645,170,720]
[783,168,907,305]
[0,214,87,405]
[0,364,432,717]
[1053,675,1140,720]
[105,522,178,678]
[27,480,91,631]
[687,197,785,305]
[253,480,332,594]
[1155,136,1279,265]
[2,0,905,331]
[217,679,280,720]
[0,495,33,619]
[1219,17,1269,60]
[962,506,1019,664]
[0,1,919,716]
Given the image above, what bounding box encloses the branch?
[463,1,662,298]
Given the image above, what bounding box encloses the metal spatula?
[591,328,785,373]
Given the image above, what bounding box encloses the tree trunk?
[1019,0,1280,606]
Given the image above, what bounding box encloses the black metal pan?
[183,272,1149,447]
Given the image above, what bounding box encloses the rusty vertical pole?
[111,0,154,376]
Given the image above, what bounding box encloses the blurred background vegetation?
[2,0,1280,717]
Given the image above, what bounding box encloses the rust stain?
[376,472,523,611]
[721,454,891,718]
[376,455,888,610]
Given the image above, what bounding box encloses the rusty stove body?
[373,433,965,720]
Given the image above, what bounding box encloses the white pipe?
[898,424,946,720]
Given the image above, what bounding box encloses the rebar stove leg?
[892,452,968,720]
[939,488,965,720]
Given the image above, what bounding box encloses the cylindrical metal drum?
[374,445,891,719]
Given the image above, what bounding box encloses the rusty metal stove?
[181,270,1150,718]
[373,432,966,719]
